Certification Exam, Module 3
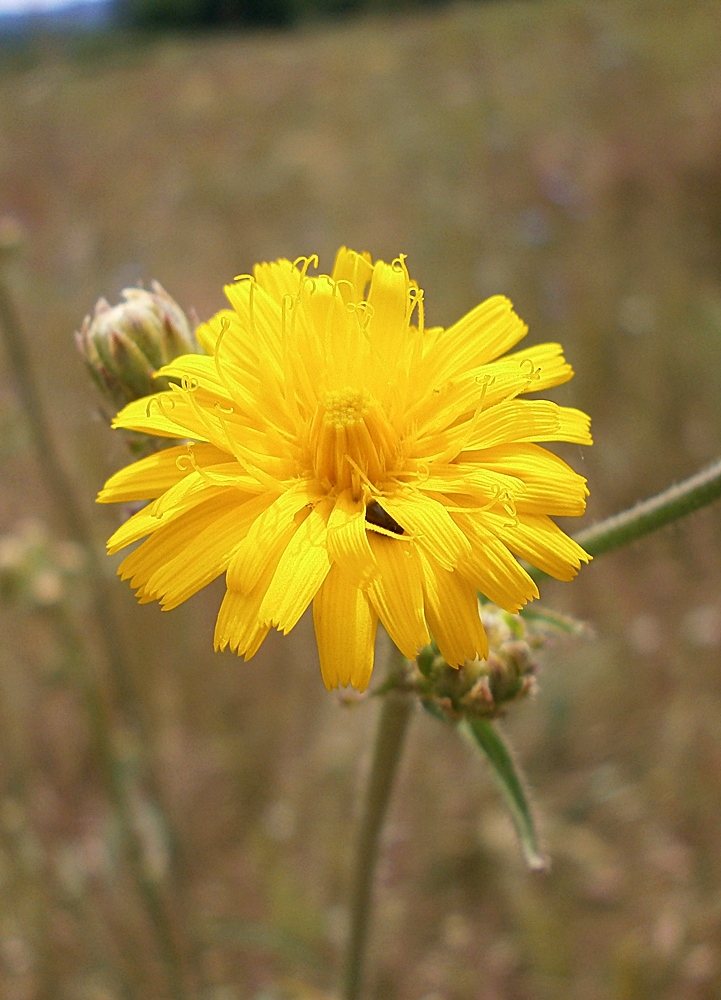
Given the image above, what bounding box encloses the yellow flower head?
[98,250,591,691]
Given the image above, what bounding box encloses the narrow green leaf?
[460,717,547,871]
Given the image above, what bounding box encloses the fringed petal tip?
[320,674,373,694]
[213,619,269,661]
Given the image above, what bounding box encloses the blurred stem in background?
[0,236,149,738]
[0,236,190,1000]
[48,602,187,1000]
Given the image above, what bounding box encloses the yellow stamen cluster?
[308,387,399,496]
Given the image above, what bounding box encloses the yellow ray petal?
[118,490,266,608]
[313,564,378,691]
[476,342,573,406]
[487,512,591,581]
[259,502,333,633]
[464,400,592,451]
[407,342,572,438]
[331,247,374,304]
[416,468,526,509]
[366,258,411,374]
[215,501,305,657]
[140,461,248,520]
[418,296,527,386]
[112,386,210,441]
[193,312,279,430]
[296,274,357,388]
[419,551,488,666]
[367,534,429,658]
[214,587,270,659]
[253,257,302,305]
[226,482,316,595]
[158,351,260,420]
[326,489,378,588]
[156,353,231,397]
[462,443,589,517]
[224,278,284,376]
[196,309,255,360]
[455,514,539,613]
[215,290,292,435]
[380,492,471,571]
[112,381,255,454]
[98,442,231,503]
[195,316,220,355]
[556,406,593,445]
[106,480,228,554]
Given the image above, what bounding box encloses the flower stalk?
[343,644,413,1000]
[574,458,721,556]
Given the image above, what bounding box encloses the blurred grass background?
[2,1,721,997]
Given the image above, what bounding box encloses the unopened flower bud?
[412,600,587,724]
[75,281,199,412]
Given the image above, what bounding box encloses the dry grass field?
[1,1,721,997]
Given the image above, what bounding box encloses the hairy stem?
[528,457,721,583]
[344,645,413,1000]
[574,457,721,557]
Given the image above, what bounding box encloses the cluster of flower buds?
[409,601,587,724]
[75,282,199,413]
[0,519,84,609]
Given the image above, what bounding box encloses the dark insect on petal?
[365,500,405,535]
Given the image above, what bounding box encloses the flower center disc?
[309,387,399,493]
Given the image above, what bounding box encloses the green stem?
[343,646,413,1000]
[529,457,721,582]
[0,273,189,999]
[576,458,721,556]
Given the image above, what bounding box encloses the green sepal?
[416,644,436,678]
[420,698,447,723]
[459,717,547,871]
